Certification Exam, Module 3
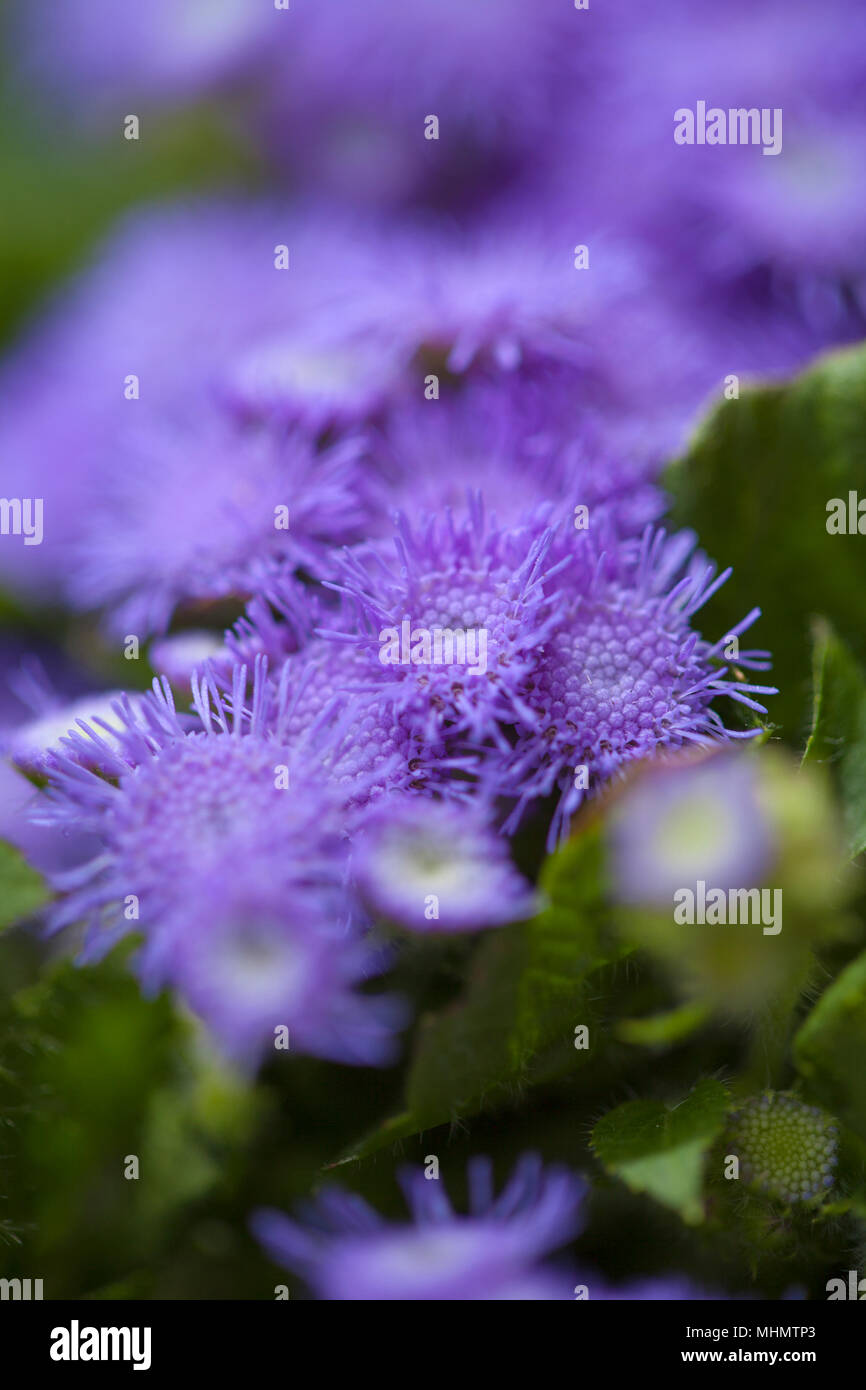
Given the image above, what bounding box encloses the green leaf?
[334,821,623,1164]
[666,342,866,738]
[802,620,866,857]
[794,949,866,1142]
[591,1078,729,1224]
[0,839,49,930]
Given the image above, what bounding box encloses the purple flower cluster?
[2,3,822,1071]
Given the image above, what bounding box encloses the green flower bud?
[727,1091,837,1203]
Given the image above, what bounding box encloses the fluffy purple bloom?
[252,1153,583,1300]
[504,528,776,844]
[69,409,371,635]
[33,661,401,1066]
[351,797,537,933]
[269,635,443,808]
[608,749,777,907]
[322,504,566,750]
[376,209,646,380]
[152,863,402,1070]
[221,577,469,810]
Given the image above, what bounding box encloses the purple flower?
[322,504,566,749]
[377,209,646,379]
[33,660,401,1066]
[351,796,537,933]
[270,635,439,809]
[503,528,776,845]
[251,1153,583,1300]
[69,408,370,635]
[222,586,467,810]
[153,863,402,1071]
[608,750,777,907]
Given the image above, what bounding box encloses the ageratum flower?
[151,862,402,1071]
[608,749,777,906]
[384,208,646,379]
[5,691,136,775]
[323,504,567,755]
[504,527,776,845]
[251,1153,583,1300]
[70,408,372,636]
[223,324,413,434]
[726,1093,838,1204]
[221,576,459,808]
[351,796,537,933]
[34,661,401,1066]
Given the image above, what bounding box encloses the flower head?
[323,503,566,749]
[608,749,777,906]
[0,197,379,604]
[153,862,402,1070]
[252,1152,583,1300]
[351,796,537,933]
[504,528,776,844]
[726,1092,838,1204]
